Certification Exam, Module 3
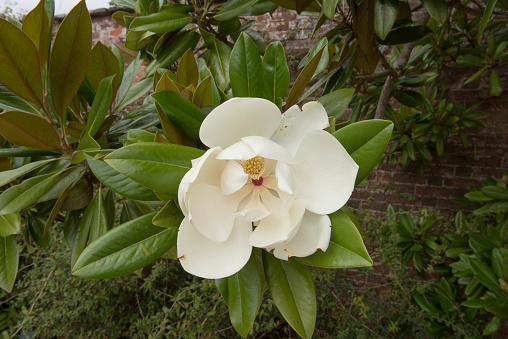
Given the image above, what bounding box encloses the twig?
[374,12,430,119]
[10,267,56,339]
[136,293,144,319]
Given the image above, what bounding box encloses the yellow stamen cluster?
[242,156,265,179]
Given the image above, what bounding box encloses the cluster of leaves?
[391,173,508,335]
[384,91,486,174]
[276,0,504,171]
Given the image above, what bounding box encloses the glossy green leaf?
[0,212,21,237]
[79,75,114,150]
[479,0,497,39]
[0,159,58,187]
[87,42,121,97]
[214,0,257,21]
[374,0,398,40]
[286,45,326,109]
[117,51,144,106]
[216,253,262,337]
[482,186,508,200]
[0,235,18,293]
[84,156,131,198]
[323,0,339,20]
[121,199,156,223]
[263,42,290,105]
[379,26,432,45]
[263,252,316,338]
[0,85,40,114]
[73,212,177,279]
[0,172,58,215]
[192,75,215,108]
[176,49,199,88]
[209,39,232,91]
[145,31,200,76]
[28,212,51,248]
[489,70,502,96]
[298,37,328,76]
[333,120,393,185]
[297,210,372,268]
[36,167,84,203]
[152,91,205,139]
[393,90,425,107]
[43,180,74,236]
[318,88,355,119]
[104,143,204,197]
[49,0,92,116]
[61,179,93,211]
[116,78,152,111]
[0,147,60,158]
[130,12,191,33]
[469,257,506,297]
[0,19,43,107]
[483,316,502,335]
[21,0,50,70]
[152,200,184,228]
[421,0,447,24]
[71,189,107,266]
[230,33,264,98]
[0,111,59,150]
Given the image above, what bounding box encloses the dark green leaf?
[318,88,355,119]
[73,212,177,279]
[216,253,262,337]
[421,0,448,24]
[374,0,399,39]
[286,45,326,108]
[104,143,204,197]
[333,120,393,185]
[0,19,43,107]
[230,33,264,98]
[86,153,159,201]
[0,172,59,215]
[297,210,372,268]
[209,39,232,91]
[151,91,205,139]
[214,0,257,21]
[379,26,432,45]
[0,212,21,237]
[49,0,92,116]
[263,252,316,338]
[263,42,290,106]
[0,235,18,293]
[129,12,191,33]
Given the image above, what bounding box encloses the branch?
[374,12,430,119]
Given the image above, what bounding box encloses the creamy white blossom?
[177,98,358,279]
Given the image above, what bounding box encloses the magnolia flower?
[177,98,358,279]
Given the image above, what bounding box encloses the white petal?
[293,130,358,214]
[178,147,224,216]
[242,136,295,164]
[275,162,293,195]
[221,160,248,195]
[271,102,329,156]
[199,98,282,149]
[249,199,306,248]
[273,211,331,260]
[177,217,252,279]
[216,140,256,161]
[178,169,193,216]
[188,184,240,242]
[235,186,271,221]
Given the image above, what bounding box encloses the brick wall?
[57,7,507,214]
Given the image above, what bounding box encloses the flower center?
[252,177,263,186]
[242,156,265,180]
